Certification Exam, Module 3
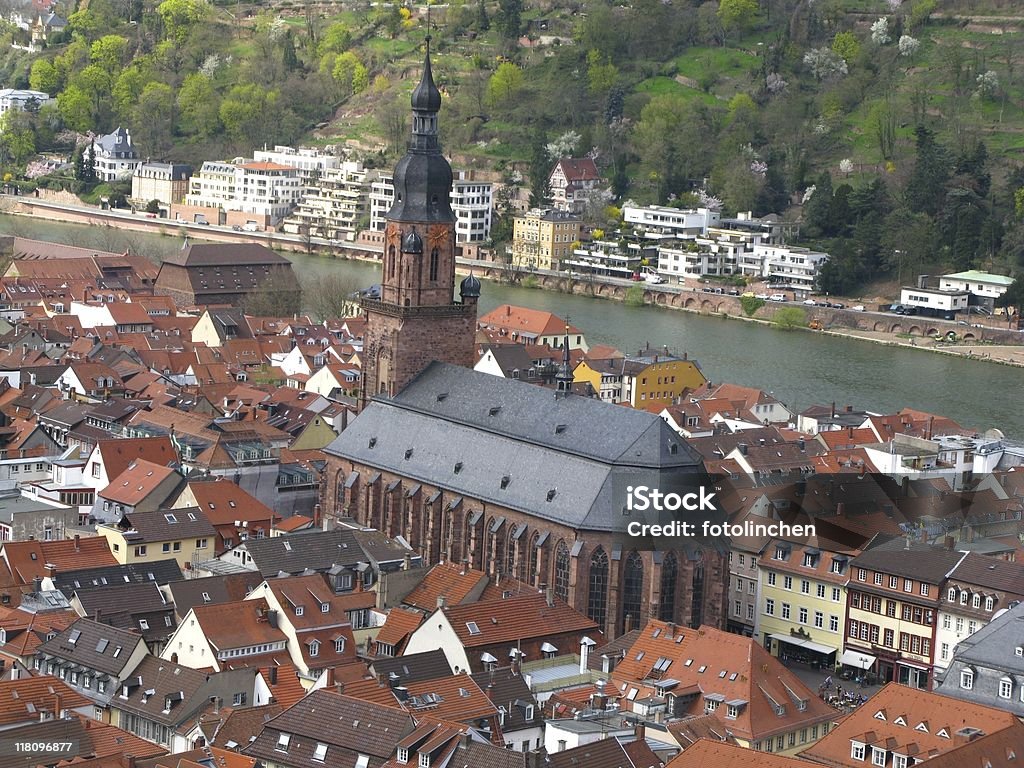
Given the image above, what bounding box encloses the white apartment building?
[370,170,493,243]
[281,161,375,241]
[252,145,341,182]
[623,205,720,239]
[186,160,303,224]
[755,244,829,290]
[938,270,1013,300]
[0,88,53,117]
[899,287,970,313]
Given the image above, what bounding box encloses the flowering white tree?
[885,0,902,10]
[976,70,999,97]
[839,158,854,175]
[545,130,581,161]
[871,17,891,45]
[801,185,817,205]
[200,53,223,78]
[804,47,848,80]
[766,72,788,94]
[898,35,920,57]
[698,189,723,211]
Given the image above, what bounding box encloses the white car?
[769,294,788,302]
[851,305,865,312]
[803,299,817,306]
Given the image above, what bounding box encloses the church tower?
[360,38,479,409]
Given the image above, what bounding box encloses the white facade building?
[755,244,829,289]
[93,127,140,182]
[900,287,970,313]
[937,271,1014,300]
[282,161,375,240]
[623,205,720,239]
[0,88,53,117]
[252,145,341,182]
[186,160,303,224]
[371,170,493,243]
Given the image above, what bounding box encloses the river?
[3,213,1022,436]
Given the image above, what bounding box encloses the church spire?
[555,322,573,396]
[409,35,441,152]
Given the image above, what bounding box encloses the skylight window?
[466,622,481,635]
[164,514,178,523]
[313,743,327,762]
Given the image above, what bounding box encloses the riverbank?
[5,195,1024,370]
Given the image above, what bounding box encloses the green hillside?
[1,0,1023,291]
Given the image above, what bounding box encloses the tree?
[586,50,617,95]
[90,34,129,74]
[868,98,896,160]
[157,0,206,43]
[145,199,161,213]
[303,272,362,320]
[240,269,302,316]
[318,21,352,57]
[57,86,93,132]
[477,0,489,31]
[832,31,860,64]
[486,62,523,108]
[802,171,834,238]
[773,306,807,330]
[29,59,60,94]
[333,52,369,96]
[717,0,757,35]
[219,84,280,147]
[132,82,175,157]
[740,295,764,316]
[0,112,35,167]
[177,73,220,136]
[112,67,146,122]
[528,127,552,208]
[906,126,951,217]
[495,0,522,40]
[72,64,112,124]
[84,143,97,184]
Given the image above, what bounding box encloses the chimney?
[798,438,805,451]
[738,443,748,456]
[210,696,220,715]
[437,595,447,609]
[460,558,468,576]
[831,401,836,418]
[126,756,136,768]
[74,535,80,552]
[579,635,595,674]
[836,502,845,517]
[32,576,41,594]
[944,536,954,550]
[591,678,607,711]
[53,693,61,718]
[439,550,447,565]
[403,553,411,571]
[45,564,57,577]
[634,723,646,744]
[545,585,554,607]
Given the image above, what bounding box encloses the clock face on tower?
[427,225,451,251]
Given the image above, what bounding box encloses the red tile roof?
[0,675,92,726]
[478,305,583,338]
[94,436,177,482]
[402,561,488,612]
[100,459,180,506]
[440,592,599,647]
[668,739,808,768]
[1,538,117,583]
[799,683,1019,766]
[181,479,277,527]
[375,607,423,652]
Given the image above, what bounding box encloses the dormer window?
[960,669,974,690]
[295,606,304,616]
[309,640,320,657]
[985,596,994,611]
[397,748,409,765]
[276,733,290,751]
[418,753,430,768]
[321,602,329,613]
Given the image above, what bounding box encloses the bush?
[773,306,808,330]
[521,275,540,289]
[145,199,160,214]
[625,283,646,307]
[740,295,765,317]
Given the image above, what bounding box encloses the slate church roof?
[325,362,705,532]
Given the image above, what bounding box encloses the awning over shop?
[770,634,836,656]
[839,650,877,669]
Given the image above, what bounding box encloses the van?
[769,293,787,302]
[243,221,260,232]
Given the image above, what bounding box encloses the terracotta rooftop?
[440,592,599,648]
[668,738,807,768]
[375,607,423,653]
[799,682,1019,766]
[191,598,286,656]
[478,305,583,338]
[1,538,117,583]
[402,561,488,612]
[0,676,92,727]
[99,460,181,506]
[94,436,178,482]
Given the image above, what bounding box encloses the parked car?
[889,303,905,314]
[832,303,845,309]
[769,293,788,302]
[726,288,741,296]
[803,299,817,306]
[231,224,243,231]
[756,293,770,300]
[851,305,865,312]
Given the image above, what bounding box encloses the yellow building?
[510,208,581,272]
[758,539,860,668]
[98,508,217,570]
[577,351,705,408]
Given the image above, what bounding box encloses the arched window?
[388,245,396,280]
[554,541,570,602]
[622,552,644,632]
[429,248,439,282]
[659,551,678,622]
[588,547,609,629]
[690,557,705,628]
[506,528,517,580]
[528,532,539,586]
